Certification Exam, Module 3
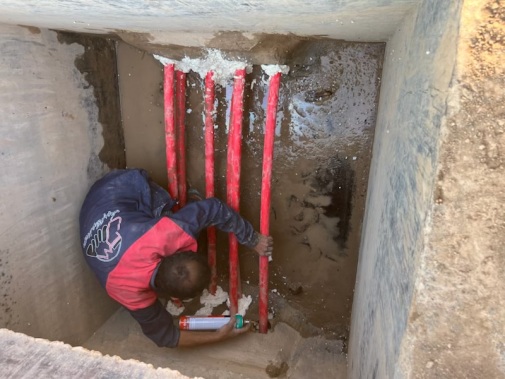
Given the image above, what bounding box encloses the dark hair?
[154,251,211,299]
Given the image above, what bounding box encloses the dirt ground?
[116,38,384,345]
[404,0,505,377]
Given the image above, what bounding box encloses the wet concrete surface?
[57,31,125,172]
[117,38,384,344]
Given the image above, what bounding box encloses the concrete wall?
[348,1,462,378]
[0,24,121,344]
[0,0,417,46]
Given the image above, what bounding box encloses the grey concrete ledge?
[0,328,196,379]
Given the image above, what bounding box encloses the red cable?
[204,71,218,294]
[227,68,246,314]
[259,72,281,333]
[163,64,178,203]
[176,70,187,207]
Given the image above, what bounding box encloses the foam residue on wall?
[154,49,252,87]
[261,64,290,77]
[194,286,228,316]
[224,294,252,316]
[196,287,252,316]
[165,286,253,317]
[166,301,184,316]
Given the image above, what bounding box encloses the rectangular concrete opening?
[0,1,466,378]
[75,36,383,378]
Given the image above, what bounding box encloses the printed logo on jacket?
[83,210,123,262]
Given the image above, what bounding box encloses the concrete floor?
[84,308,347,379]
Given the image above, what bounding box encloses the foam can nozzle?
[179,315,244,330]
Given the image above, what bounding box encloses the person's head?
[154,251,211,300]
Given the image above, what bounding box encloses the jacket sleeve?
[168,198,259,249]
[128,300,180,348]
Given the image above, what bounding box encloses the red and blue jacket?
[79,169,258,347]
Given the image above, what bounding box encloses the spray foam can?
[179,315,244,330]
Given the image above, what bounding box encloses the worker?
[79,168,273,348]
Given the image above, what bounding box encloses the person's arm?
[169,198,273,255]
[177,316,251,347]
[128,300,180,348]
[130,302,251,348]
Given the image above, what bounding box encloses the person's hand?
[177,314,251,347]
[253,233,273,257]
[215,314,251,341]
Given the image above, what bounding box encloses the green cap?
[234,314,244,329]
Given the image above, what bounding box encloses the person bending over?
[79,168,273,348]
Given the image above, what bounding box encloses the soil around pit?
[405,1,505,377]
